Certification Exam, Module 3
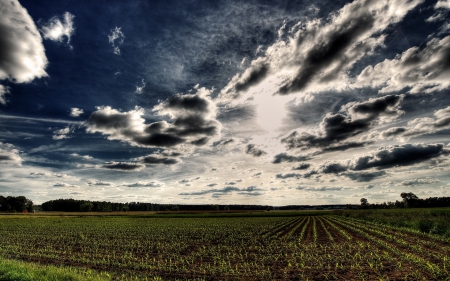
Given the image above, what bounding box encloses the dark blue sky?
[0,0,449,204]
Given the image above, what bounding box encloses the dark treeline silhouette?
[0,195,34,212]
[12,193,450,213]
[41,198,273,212]
[354,193,450,209]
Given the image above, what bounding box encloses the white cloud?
[282,95,404,151]
[0,0,48,95]
[0,85,9,104]
[108,27,124,55]
[87,180,115,186]
[380,105,450,140]
[0,142,22,164]
[40,12,75,47]
[70,153,93,159]
[69,108,84,117]
[85,87,221,154]
[52,126,71,140]
[357,36,450,94]
[216,0,422,135]
[436,0,450,9]
[220,0,422,101]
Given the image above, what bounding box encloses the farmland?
[0,212,450,280]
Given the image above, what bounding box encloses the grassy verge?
[334,207,450,237]
[0,257,111,281]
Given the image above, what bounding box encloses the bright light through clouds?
[1,0,450,205]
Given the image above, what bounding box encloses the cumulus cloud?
[108,26,124,55]
[313,143,445,181]
[102,161,146,171]
[214,138,236,150]
[123,181,165,188]
[85,87,221,154]
[245,144,267,157]
[0,142,21,164]
[357,36,450,94]
[69,108,84,117]
[216,138,234,146]
[40,12,75,47]
[397,178,439,186]
[223,58,269,97]
[282,95,404,151]
[237,186,265,196]
[436,0,450,9]
[349,143,445,171]
[138,153,180,165]
[292,163,311,170]
[220,0,422,99]
[272,153,309,163]
[276,173,302,179]
[0,0,47,101]
[380,106,450,140]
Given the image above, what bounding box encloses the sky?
[1,0,450,205]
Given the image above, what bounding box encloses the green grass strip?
[0,256,111,281]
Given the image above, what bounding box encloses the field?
[0,211,450,280]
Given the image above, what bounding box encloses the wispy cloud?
[108,27,125,55]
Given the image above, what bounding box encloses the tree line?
[357,193,450,209]
[41,198,272,212]
[0,195,34,212]
[3,193,450,213]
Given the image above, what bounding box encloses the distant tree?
[394,200,404,208]
[401,192,419,208]
[25,199,34,212]
[0,195,33,212]
[80,202,94,212]
[401,192,418,200]
[360,198,368,207]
